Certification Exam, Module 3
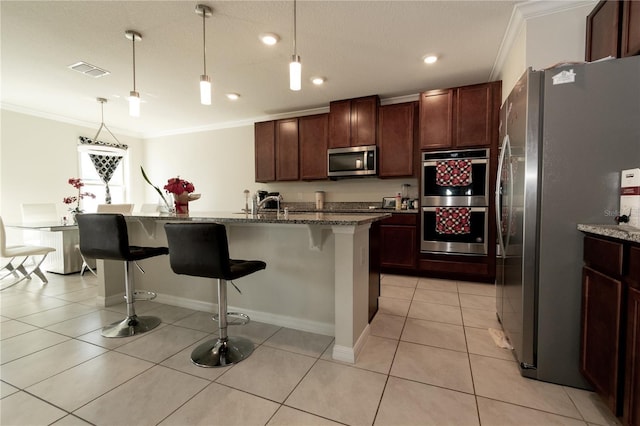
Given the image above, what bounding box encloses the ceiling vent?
[68,61,110,78]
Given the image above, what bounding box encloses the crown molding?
[0,102,144,139]
[490,0,597,81]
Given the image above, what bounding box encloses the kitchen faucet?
[252,193,283,215]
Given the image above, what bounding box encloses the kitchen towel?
[436,159,473,186]
[435,207,471,234]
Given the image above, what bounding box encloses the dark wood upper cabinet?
[586,0,622,61]
[586,0,640,61]
[329,95,379,148]
[419,89,453,149]
[275,118,299,181]
[299,114,328,180]
[456,84,494,148]
[419,82,500,150]
[255,120,275,183]
[621,0,640,57]
[378,102,417,178]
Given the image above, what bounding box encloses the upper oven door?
[421,149,490,206]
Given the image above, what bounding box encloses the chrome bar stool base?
[191,336,254,367]
[101,315,161,338]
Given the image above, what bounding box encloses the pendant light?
[125,30,142,117]
[289,0,301,91]
[195,4,212,105]
[92,98,122,145]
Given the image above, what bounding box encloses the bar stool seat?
[77,213,168,337]
[164,222,266,367]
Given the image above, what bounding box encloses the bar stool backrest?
[76,213,130,261]
[164,223,231,279]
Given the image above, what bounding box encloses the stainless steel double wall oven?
[421,148,490,255]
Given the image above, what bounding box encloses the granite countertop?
[577,224,640,244]
[130,211,391,226]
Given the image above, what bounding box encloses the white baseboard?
[153,292,334,337]
[332,323,370,363]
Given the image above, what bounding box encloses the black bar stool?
[164,222,266,367]
[77,213,168,337]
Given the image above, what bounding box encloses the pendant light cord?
[293,0,297,57]
[202,10,207,76]
[131,36,137,92]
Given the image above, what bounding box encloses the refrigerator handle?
[496,134,510,256]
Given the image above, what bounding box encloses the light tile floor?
[0,272,621,426]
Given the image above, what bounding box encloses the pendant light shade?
[289,0,301,91]
[125,30,142,117]
[196,4,212,105]
[289,56,301,91]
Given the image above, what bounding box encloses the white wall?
[143,125,419,212]
[497,1,597,100]
[0,109,143,224]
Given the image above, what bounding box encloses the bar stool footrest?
[124,290,157,301]
[212,312,250,326]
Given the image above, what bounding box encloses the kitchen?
[2,0,640,425]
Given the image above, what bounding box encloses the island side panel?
[332,223,372,363]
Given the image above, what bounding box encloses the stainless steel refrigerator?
[496,56,640,389]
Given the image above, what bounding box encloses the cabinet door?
[328,100,351,148]
[625,285,640,426]
[380,224,417,269]
[581,266,623,415]
[275,118,299,181]
[622,0,640,57]
[299,114,328,180]
[379,102,416,178]
[456,84,493,148]
[586,0,621,61]
[419,89,453,149]
[351,96,378,147]
[255,121,275,182]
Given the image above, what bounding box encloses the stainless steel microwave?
[327,145,377,178]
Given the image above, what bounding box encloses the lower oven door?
[421,206,488,255]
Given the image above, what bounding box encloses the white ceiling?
[1,0,524,138]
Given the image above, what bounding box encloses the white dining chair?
[140,203,160,213]
[0,216,55,290]
[97,203,134,215]
[21,203,59,223]
[21,203,59,246]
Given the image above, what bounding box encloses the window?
[77,136,128,212]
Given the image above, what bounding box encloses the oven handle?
[422,206,487,212]
[495,134,510,257]
[423,158,488,167]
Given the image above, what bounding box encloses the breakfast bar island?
[95,211,390,363]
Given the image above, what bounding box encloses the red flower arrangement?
[163,177,195,195]
[63,178,96,213]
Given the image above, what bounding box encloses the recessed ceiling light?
[259,33,280,46]
[311,77,325,85]
[226,93,240,100]
[423,55,438,64]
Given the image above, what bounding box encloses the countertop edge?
[577,224,640,244]
[129,211,392,226]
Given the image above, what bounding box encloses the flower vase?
[173,193,190,216]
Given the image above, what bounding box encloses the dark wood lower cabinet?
[379,214,418,272]
[625,286,640,426]
[581,234,640,425]
[581,266,624,414]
